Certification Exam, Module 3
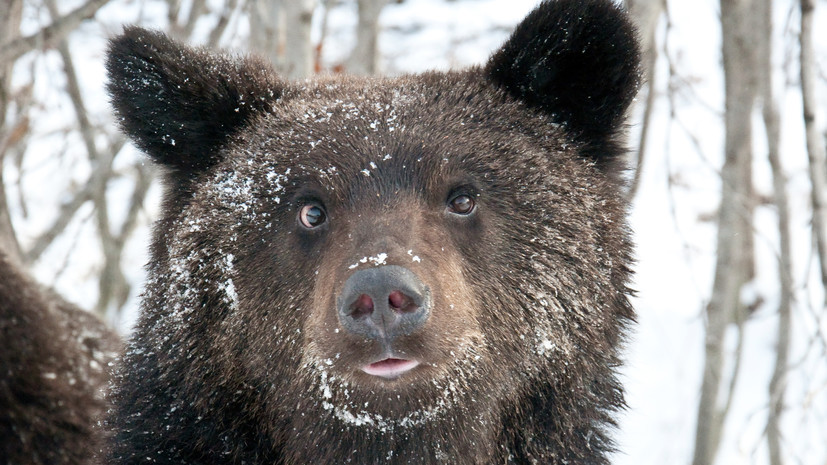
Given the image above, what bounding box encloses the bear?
[0,251,120,464]
[103,0,640,463]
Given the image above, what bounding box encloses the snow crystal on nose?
[347,253,388,270]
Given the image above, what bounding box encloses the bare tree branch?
[0,0,109,65]
[800,0,827,298]
[44,0,126,318]
[100,162,154,315]
[24,183,93,264]
[115,163,152,248]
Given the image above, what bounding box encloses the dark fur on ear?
[486,0,641,148]
[106,26,283,179]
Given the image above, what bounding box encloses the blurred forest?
[1,0,826,464]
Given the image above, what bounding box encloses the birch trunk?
[800,0,827,295]
[346,0,388,75]
[249,0,317,79]
[282,0,317,79]
[692,0,759,463]
[755,0,793,462]
[0,0,23,264]
[249,0,284,69]
[624,0,664,200]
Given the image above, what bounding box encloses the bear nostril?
[349,294,374,319]
[388,290,415,313]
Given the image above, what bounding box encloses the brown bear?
[104,0,640,463]
[0,251,120,464]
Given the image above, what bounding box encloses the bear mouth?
[361,358,420,378]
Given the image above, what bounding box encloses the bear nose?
[337,265,431,341]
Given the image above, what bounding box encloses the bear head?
[105,0,640,463]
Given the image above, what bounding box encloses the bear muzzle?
[336,265,431,347]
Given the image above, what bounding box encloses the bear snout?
[337,265,431,342]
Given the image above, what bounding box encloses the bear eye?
[448,194,475,215]
[299,203,328,229]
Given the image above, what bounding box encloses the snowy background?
[4,0,827,463]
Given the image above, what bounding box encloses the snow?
[306,339,481,433]
[7,0,827,463]
[615,0,827,462]
[218,253,239,310]
[348,253,389,270]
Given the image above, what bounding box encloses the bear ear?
[485,0,641,148]
[106,26,283,178]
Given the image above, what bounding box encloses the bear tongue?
[361,358,419,378]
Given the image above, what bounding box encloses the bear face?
[105,0,640,463]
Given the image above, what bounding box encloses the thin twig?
[115,162,152,249]
[0,0,109,64]
[45,0,123,318]
[24,181,94,263]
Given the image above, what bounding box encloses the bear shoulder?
[0,252,120,464]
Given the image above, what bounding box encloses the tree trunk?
[755,0,793,463]
[346,0,388,75]
[249,0,284,69]
[0,0,24,264]
[624,0,664,200]
[692,0,759,463]
[800,0,827,297]
[282,0,317,79]
[248,0,317,78]
[167,0,207,40]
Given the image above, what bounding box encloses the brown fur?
[0,252,120,464]
[105,1,640,463]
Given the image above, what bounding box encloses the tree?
[248,0,318,79]
[757,0,793,462]
[692,0,760,463]
[0,0,24,264]
[346,0,388,75]
[800,0,827,295]
[624,0,664,200]
[0,1,826,463]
